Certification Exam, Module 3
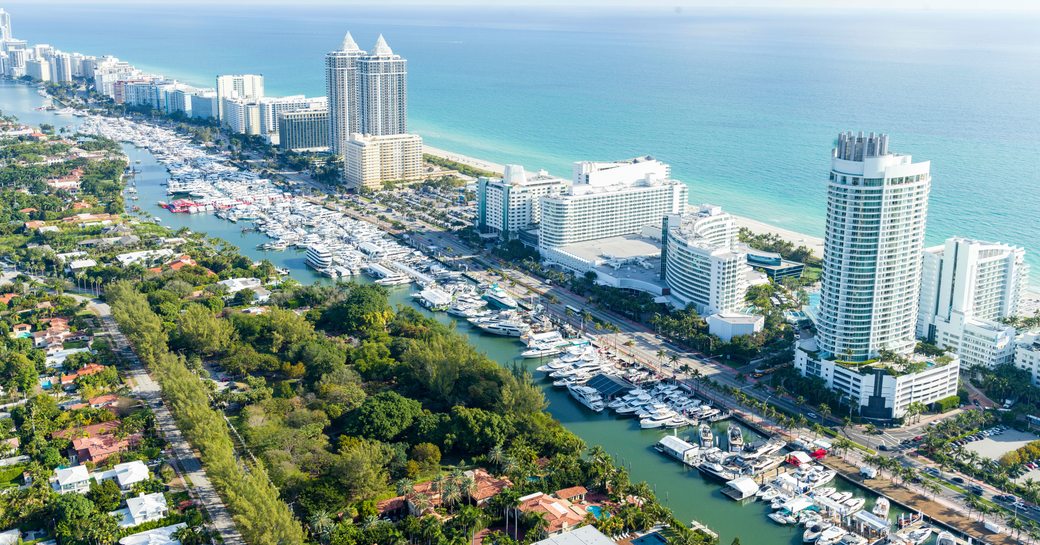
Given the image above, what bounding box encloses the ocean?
[6,2,1040,277]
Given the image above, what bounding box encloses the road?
[91,298,246,545]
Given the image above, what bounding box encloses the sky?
[11,0,1040,10]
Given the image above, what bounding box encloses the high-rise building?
[325,32,365,154]
[279,108,330,152]
[816,131,932,361]
[795,132,957,422]
[476,165,570,240]
[223,98,261,135]
[343,132,423,191]
[917,238,1027,369]
[25,58,50,82]
[51,52,72,83]
[1014,334,1040,386]
[190,90,218,120]
[357,35,407,136]
[215,74,263,122]
[539,157,687,250]
[0,9,12,42]
[258,95,326,136]
[661,205,750,315]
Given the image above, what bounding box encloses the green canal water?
[1,80,927,545]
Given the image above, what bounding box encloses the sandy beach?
[424,144,505,176]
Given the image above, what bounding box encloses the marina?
[3,81,967,545]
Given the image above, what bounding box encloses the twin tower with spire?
[325,32,408,155]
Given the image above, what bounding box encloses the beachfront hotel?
[539,157,686,250]
[215,74,264,123]
[343,132,424,191]
[795,132,958,422]
[279,108,330,153]
[917,237,1027,369]
[476,165,570,241]
[661,205,752,316]
[325,32,365,154]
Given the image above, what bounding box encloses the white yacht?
[803,522,831,543]
[699,423,715,448]
[305,244,334,271]
[815,526,847,545]
[483,285,519,309]
[935,532,956,545]
[567,384,605,412]
[473,317,529,337]
[728,424,744,452]
[871,497,890,519]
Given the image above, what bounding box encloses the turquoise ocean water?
[5,2,1039,277]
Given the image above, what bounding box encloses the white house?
[112,492,168,528]
[51,466,91,494]
[94,460,150,491]
[119,523,186,545]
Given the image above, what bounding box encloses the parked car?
[952,476,965,484]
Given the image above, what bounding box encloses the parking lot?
[965,428,1039,460]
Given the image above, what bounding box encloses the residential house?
[51,466,91,494]
[112,492,168,527]
[531,525,616,545]
[94,460,150,491]
[0,294,17,307]
[118,523,186,545]
[513,492,588,535]
[53,420,141,464]
[60,363,108,386]
[89,394,119,409]
[10,324,31,336]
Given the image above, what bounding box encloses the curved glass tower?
[816,131,931,361]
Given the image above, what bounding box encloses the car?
[952,476,965,484]
[969,485,984,495]
[914,435,923,442]
[878,444,889,452]
[925,467,941,477]
[807,412,818,419]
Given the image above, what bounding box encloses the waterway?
[1,80,928,544]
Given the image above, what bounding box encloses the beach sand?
[731,214,824,259]
[424,145,505,176]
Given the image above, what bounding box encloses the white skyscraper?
[917,237,1027,369]
[662,205,751,315]
[0,9,12,42]
[816,131,932,361]
[215,74,264,122]
[476,165,570,240]
[325,32,365,154]
[358,35,407,136]
[51,52,73,83]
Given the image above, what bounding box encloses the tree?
[87,478,122,512]
[172,303,234,356]
[345,391,423,442]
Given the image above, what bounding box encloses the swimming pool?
[585,505,609,520]
[630,531,666,545]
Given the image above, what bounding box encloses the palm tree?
[488,444,505,468]
[396,478,415,496]
[172,526,209,545]
[308,510,335,544]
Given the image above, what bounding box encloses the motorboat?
[757,486,781,502]
[843,497,865,512]
[898,527,933,545]
[935,531,956,545]
[813,487,837,499]
[699,423,715,448]
[567,384,605,412]
[768,512,798,525]
[803,522,831,543]
[836,535,868,545]
[872,497,890,519]
[728,424,744,452]
[697,462,737,483]
[815,526,847,545]
[830,491,853,504]
[473,317,529,337]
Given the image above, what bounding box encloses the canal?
[1,80,924,545]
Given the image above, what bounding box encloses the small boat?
[934,531,956,545]
[768,512,797,525]
[728,424,744,452]
[872,497,890,519]
[837,535,868,545]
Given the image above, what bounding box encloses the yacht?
[767,512,798,525]
[699,423,715,448]
[836,535,868,545]
[844,497,865,512]
[803,522,831,543]
[728,424,744,452]
[813,487,836,499]
[473,317,529,337]
[697,461,736,483]
[872,497,890,519]
[899,527,932,545]
[829,491,852,504]
[305,244,334,271]
[567,384,605,412]
[935,532,956,545]
[815,526,847,545]
[521,344,566,358]
[483,285,519,309]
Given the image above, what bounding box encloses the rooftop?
[531,525,615,545]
